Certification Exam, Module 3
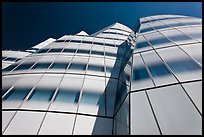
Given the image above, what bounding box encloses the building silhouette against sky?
[2,14,202,135]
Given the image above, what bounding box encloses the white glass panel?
[4,111,45,135]
[131,91,160,135]
[141,51,178,86]
[182,81,202,113]
[131,54,154,91]
[147,85,202,135]
[157,46,202,82]
[39,112,75,135]
[73,115,112,135]
[2,111,16,133]
[179,43,202,66]
[78,76,105,116]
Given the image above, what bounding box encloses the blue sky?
[2,2,202,50]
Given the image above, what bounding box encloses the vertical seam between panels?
[145,91,162,135]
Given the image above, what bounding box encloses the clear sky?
[2,2,202,50]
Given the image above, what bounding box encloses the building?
[2,14,202,135]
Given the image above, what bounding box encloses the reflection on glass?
[76,49,90,54]
[147,35,171,46]
[88,64,104,72]
[31,62,51,69]
[68,63,87,70]
[91,51,104,56]
[62,49,76,53]
[54,89,80,103]
[3,87,31,101]
[28,88,55,101]
[147,63,171,77]
[35,48,50,53]
[80,91,104,106]
[132,67,150,81]
[135,40,149,49]
[2,63,19,72]
[166,59,201,73]
[166,33,192,42]
[49,62,69,70]
[48,48,62,53]
[15,63,34,71]
[140,27,154,33]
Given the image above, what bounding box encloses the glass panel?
[148,63,171,77]
[49,62,69,69]
[105,52,117,57]
[167,34,192,42]
[54,40,65,42]
[136,40,149,49]
[54,89,80,104]
[31,62,51,69]
[76,49,90,54]
[68,63,86,70]
[3,87,31,101]
[70,40,81,43]
[88,64,104,72]
[14,63,34,71]
[140,27,154,33]
[153,24,170,30]
[62,49,76,53]
[35,48,49,53]
[4,57,17,62]
[28,88,55,101]
[80,92,104,105]
[148,36,171,46]
[104,43,115,47]
[166,59,201,73]
[132,67,150,81]
[2,63,19,72]
[82,41,92,44]
[91,51,104,56]
[48,48,62,53]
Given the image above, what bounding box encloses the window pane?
[82,41,92,44]
[4,57,17,62]
[80,92,104,105]
[167,34,192,42]
[136,40,149,49]
[153,24,170,30]
[148,63,171,77]
[68,63,86,70]
[148,36,171,46]
[91,51,104,56]
[35,48,49,53]
[15,63,34,71]
[166,59,201,73]
[76,49,90,54]
[2,63,19,72]
[49,62,69,69]
[48,48,62,53]
[93,42,103,46]
[3,88,31,101]
[140,27,154,33]
[31,63,51,69]
[54,40,65,42]
[54,89,80,104]
[132,67,150,81]
[62,49,76,53]
[28,88,55,101]
[88,64,104,72]
[105,52,117,57]
[70,40,81,43]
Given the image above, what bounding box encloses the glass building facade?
[2,15,202,135]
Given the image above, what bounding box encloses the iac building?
[2,15,202,135]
